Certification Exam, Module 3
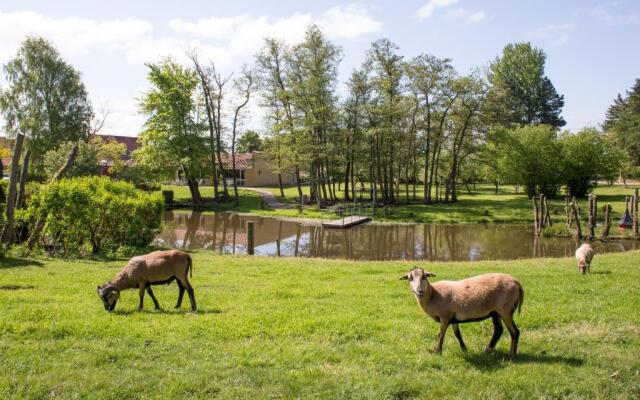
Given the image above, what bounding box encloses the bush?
[0,180,7,203]
[20,176,163,255]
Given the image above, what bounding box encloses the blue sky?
[0,0,639,136]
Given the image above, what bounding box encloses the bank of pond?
[154,211,640,261]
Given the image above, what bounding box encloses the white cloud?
[443,7,486,25]
[0,11,152,63]
[591,4,640,25]
[415,0,459,21]
[467,12,486,24]
[167,5,381,62]
[528,23,575,46]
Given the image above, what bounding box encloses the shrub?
[20,176,163,255]
[0,180,7,203]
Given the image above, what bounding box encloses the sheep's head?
[578,261,588,275]
[400,267,435,297]
[97,284,120,311]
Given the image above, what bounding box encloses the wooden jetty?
[322,215,371,229]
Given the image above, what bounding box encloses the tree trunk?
[52,143,79,181]
[16,150,31,210]
[1,133,25,244]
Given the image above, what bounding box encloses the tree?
[560,128,624,197]
[603,79,640,166]
[237,130,263,153]
[485,42,565,128]
[0,36,92,243]
[499,125,563,197]
[137,58,206,204]
[256,38,300,199]
[230,66,256,198]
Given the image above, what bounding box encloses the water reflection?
[154,211,639,261]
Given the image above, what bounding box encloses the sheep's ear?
[424,271,436,277]
[96,285,102,293]
[399,274,410,280]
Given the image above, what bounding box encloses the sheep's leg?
[500,313,520,360]
[452,323,467,351]
[177,277,197,312]
[138,284,146,311]
[175,280,185,309]
[434,319,450,354]
[484,313,504,353]
[145,285,161,310]
[185,282,197,312]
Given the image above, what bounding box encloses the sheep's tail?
[187,254,193,278]
[516,281,524,315]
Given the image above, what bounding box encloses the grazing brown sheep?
[400,268,524,360]
[575,243,594,274]
[97,250,196,312]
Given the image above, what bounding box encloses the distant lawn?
[1,250,639,398]
[162,183,640,224]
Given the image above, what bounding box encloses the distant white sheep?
[401,268,524,360]
[575,243,594,275]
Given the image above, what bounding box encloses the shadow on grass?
[112,308,224,316]
[590,271,612,275]
[0,257,44,269]
[463,350,584,371]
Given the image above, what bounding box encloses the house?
[219,151,296,187]
[97,134,140,175]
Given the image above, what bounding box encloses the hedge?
[20,176,163,255]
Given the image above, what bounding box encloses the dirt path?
[243,187,292,209]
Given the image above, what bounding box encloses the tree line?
[2,31,640,245]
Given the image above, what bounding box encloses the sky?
[0,0,639,137]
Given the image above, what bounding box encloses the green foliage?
[0,36,92,159]
[20,176,163,255]
[42,138,102,179]
[604,79,640,166]
[560,128,625,197]
[0,180,6,203]
[498,125,563,197]
[485,42,565,128]
[236,130,263,153]
[136,58,206,183]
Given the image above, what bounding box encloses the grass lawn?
[163,183,640,224]
[1,250,639,399]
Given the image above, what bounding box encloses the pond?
[154,211,640,262]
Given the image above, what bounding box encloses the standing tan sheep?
[400,268,524,360]
[575,243,594,274]
[97,250,196,312]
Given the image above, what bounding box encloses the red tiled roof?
[219,152,257,169]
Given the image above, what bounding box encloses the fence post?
[602,203,611,239]
[633,189,639,239]
[247,221,254,255]
[570,200,582,239]
[533,197,541,235]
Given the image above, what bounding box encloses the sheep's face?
[97,284,120,311]
[400,268,435,297]
[578,262,588,275]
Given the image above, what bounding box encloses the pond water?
[154,211,639,262]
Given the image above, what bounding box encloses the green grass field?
[163,183,640,224]
[1,250,639,399]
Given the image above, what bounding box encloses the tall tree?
[603,79,640,166]
[485,42,565,128]
[137,58,206,204]
[287,25,343,206]
[0,36,92,243]
[237,130,263,153]
[230,66,256,198]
